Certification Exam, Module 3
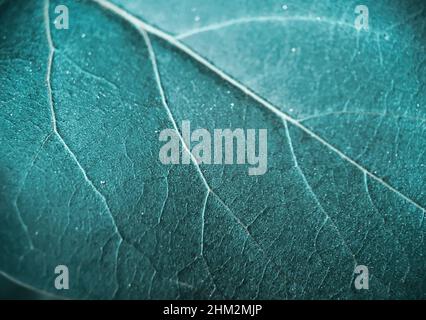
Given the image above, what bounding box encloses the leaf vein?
[91,0,425,214]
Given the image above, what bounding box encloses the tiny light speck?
[81,33,86,38]
[230,103,235,107]
[291,47,296,53]
[282,4,288,10]
[194,15,200,22]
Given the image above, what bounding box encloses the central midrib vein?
[92,0,425,215]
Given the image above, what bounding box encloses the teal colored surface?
[0,0,425,299]
[0,273,47,299]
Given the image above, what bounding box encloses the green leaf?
[0,0,424,299]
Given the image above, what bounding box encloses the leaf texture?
[0,0,425,299]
